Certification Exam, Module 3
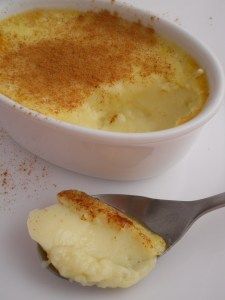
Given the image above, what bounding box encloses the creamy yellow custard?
[27,190,166,288]
[0,9,208,132]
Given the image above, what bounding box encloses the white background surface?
[0,0,225,299]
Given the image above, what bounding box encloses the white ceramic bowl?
[0,0,224,180]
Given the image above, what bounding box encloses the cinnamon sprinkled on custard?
[0,10,171,112]
[59,190,133,229]
[0,9,208,132]
[58,190,154,248]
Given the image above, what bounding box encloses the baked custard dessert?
[0,9,208,132]
[27,190,166,288]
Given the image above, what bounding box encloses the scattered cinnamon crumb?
[150,15,159,23]
[109,114,118,124]
[0,128,55,212]
[1,170,8,187]
[42,166,48,177]
[18,157,37,175]
[0,169,15,195]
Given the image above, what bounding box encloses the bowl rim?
[0,0,224,144]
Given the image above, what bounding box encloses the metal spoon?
[38,192,225,278]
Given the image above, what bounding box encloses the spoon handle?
[192,192,225,219]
